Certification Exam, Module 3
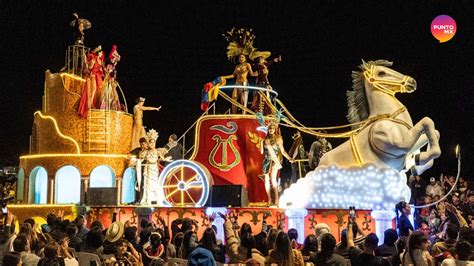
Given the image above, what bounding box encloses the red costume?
[78,49,104,117]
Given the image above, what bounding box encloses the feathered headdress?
[255,109,286,134]
[146,129,159,142]
[223,28,257,62]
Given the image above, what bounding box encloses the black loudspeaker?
[211,185,248,207]
[87,187,117,206]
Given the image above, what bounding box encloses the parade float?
[8,19,451,244]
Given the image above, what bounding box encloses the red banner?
[191,115,267,202]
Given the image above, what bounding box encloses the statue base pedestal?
[371,210,396,245]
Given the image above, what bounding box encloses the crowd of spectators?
[0,173,472,265]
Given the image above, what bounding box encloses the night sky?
[1,1,472,177]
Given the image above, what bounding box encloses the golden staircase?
[85,110,110,153]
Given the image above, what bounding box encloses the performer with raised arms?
[131,97,161,150]
[222,28,258,114]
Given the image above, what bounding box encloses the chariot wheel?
[158,160,212,207]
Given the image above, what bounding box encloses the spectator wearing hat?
[98,221,124,260]
[451,192,463,211]
[426,177,444,198]
[105,221,124,243]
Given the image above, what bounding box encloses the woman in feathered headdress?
[222,28,258,114]
[99,45,122,110]
[259,117,294,206]
[141,129,160,205]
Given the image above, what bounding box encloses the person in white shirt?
[426,177,443,198]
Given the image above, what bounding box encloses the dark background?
[0,0,472,178]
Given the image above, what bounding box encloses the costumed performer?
[250,51,282,113]
[260,121,294,206]
[90,46,105,109]
[100,44,122,110]
[128,137,148,204]
[222,28,258,114]
[308,135,332,170]
[163,134,185,166]
[78,45,104,117]
[141,129,160,205]
[131,97,161,150]
[288,131,308,186]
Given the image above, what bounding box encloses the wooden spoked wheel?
[158,160,212,207]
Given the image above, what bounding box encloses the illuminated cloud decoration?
[279,164,411,210]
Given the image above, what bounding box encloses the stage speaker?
[211,185,248,207]
[87,187,117,206]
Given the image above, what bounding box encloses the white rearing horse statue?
[319,60,441,174]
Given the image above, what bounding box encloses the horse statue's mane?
[346,59,393,128]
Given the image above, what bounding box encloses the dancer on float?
[250,51,282,113]
[222,28,258,114]
[128,137,148,204]
[78,45,104,117]
[141,129,160,205]
[288,131,308,186]
[100,44,122,111]
[131,97,161,150]
[260,120,294,206]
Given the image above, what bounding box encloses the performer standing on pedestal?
[129,137,148,204]
[141,129,160,205]
[131,97,161,150]
[222,28,258,114]
[78,46,104,117]
[250,51,282,113]
[100,44,122,110]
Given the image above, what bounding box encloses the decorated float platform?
[8,25,447,246]
[10,50,381,244]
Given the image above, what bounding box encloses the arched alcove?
[28,166,48,204]
[90,165,116,188]
[55,165,81,204]
[122,167,136,204]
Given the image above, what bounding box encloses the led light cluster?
[279,164,411,210]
